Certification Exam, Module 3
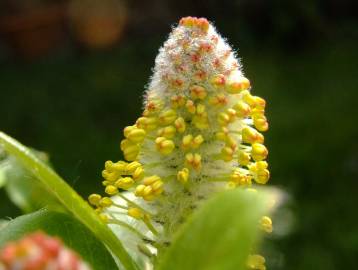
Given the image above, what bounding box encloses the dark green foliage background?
[1,1,357,269]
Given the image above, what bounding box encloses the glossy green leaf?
[0,131,139,270]
[0,210,118,270]
[156,188,272,270]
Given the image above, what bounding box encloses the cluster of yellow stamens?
[89,17,272,268]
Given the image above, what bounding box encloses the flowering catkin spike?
[0,231,91,270]
[89,16,271,265]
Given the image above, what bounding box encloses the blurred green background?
[0,0,357,269]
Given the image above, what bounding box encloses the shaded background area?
[1,0,357,269]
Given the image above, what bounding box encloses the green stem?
[0,132,139,270]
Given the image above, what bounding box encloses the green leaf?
[0,210,118,270]
[156,188,272,270]
[0,131,139,270]
[1,154,63,213]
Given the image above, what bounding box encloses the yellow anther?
[123,143,140,161]
[230,170,252,186]
[99,197,113,207]
[143,175,161,186]
[209,94,228,106]
[192,114,209,130]
[186,100,196,114]
[256,161,268,170]
[225,135,237,149]
[143,186,153,196]
[238,151,251,166]
[111,161,127,172]
[127,128,146,143]
[260,216,273,233]
[185,153,202,170]
[157,125,176,138]
[133,166,144,180]
[102,180,110,186]
[218,112,230,126]
[251,143,268,161]
[226,77,250,94]
[247,254,266,270]
[196,104,206,116]
[105,185,118,195]
[255,169,270,184]
[182,134,193,150]
[159,110,177,125]
[242,126,264,144]
[221,146,234,161]
[177,168,189,184]
[215,127,229,141]
[210,74,226,88]
[190,85,207,100]
[128,208,143,219]
[125,161,142,174]
[115,177,134,190]
[226,181,237,189]
[99,213,109,223]
[233,101,251,117]
[135,185,146,196]
[144,98,162,114]
[171,95,186,108]
[226,108,237,119]
[123,125,136,138]
[136,117,158,131]
[243,91,266,110]
[192,135,204,148]
[155,137,175,155]
[102,170,119,182]
[152,180,163,191]
[253,115,269,132]
[88,194,102,206]
[174,117,186,133]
